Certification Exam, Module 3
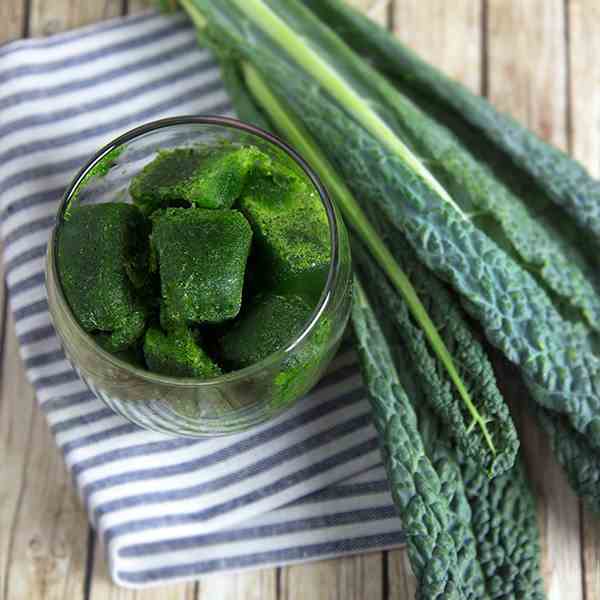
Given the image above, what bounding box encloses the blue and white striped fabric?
[0,11,404,588]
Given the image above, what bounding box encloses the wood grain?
[387,550,416,600]
[127,0,155,15]
[0,313,36,600]
[88,544,196,600]
[569,0,600,176]
[28,0,123,37]
[197,570,276,600]
[568,3,600,599]
[486,2,583,599]
[280,555,383,600]
[0,370,89,599]
[0,286,89,600]
[393,0,482,94]
[0,0,25,42]
[487,0,568,143]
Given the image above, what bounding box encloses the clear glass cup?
[45,116,353,437]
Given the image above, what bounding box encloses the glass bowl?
[45,116,353,437]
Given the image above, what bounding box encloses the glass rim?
[49,115,343,388]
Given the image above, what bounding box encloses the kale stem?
[242,62,496,457]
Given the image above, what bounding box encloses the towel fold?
[0,11,404,588]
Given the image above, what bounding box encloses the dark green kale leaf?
[180,0,600,450]
[355,278,545,600]
[304,0,600,247]
[353,234,519,478]
[351,279,466,600]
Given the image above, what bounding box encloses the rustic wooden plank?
[127,0,155,15]
[393,0,482,93]
[0,263,89,600]
[28,0,123,37]
[0,317,35,600]
[486,2,583,599]
[388,1,482,593]
[88,544,196,600]
[568,2,600,598]
[0,350,89,600]
[0,0,25,43]
[280,555,383,600]
[197,570,276,600]
[569,0,600,178]
[388,550,416,600]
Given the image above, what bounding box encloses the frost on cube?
[57,203,149,351]
[151,208,252,328]
[130,146,269,214]
[239,172,331,302]
[143,326,221,379]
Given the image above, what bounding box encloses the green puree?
[57,203,149,351]
[57,143,332,393]
[240,171,330,303]
[151,207,252,328]
[144,326,221,378]
[130,146,269,214]
[219,294,313,369]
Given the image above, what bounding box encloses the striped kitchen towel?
[0,11,404,588]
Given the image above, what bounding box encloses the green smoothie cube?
[151,208,252,328]
[57,203,149,351]
[219,294,313,369]
[130,146,269,214]
[129,148,203,215]
[186,146,270,209]
[239,174,331,301]
[144,326,221,378]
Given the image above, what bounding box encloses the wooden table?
[1,0,599,598]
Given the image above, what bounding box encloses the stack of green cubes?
[57,144,332,401]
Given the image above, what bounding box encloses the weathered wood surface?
[1,1,599,599]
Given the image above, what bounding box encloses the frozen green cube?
[151,208,252,328]
[143,326,221,378]
[57,203,149,351]
[219,294,313,369]
[187,145,270,209]
[130,148,202,215]
[239,173,331,302]
[129,146,269,214]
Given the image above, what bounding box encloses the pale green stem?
[243,63,495,456]
[179,0,207,28]
[232,0,465,218]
